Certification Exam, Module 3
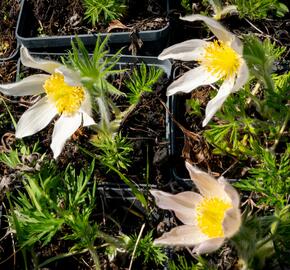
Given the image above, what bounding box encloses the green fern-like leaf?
[83,0,127,26]
[64,36,125,130]
[234,145,290,207]
[127,230,167,266]
[125,63,164,105]
[181,0,192,13]
[91,132,133,170]
[168,255,217,270]
[233,0,288,20]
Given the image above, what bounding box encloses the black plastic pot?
[16,53,171,78]
[167,65,241,187]
[16,0,171,55]
[96,184,173,270]
[167,95,193,187]
[164,63,191,187]
[168,96,241,187]
[96,183,155,219]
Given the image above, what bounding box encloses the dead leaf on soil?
[107,20,131,32]
[182,128,211,168]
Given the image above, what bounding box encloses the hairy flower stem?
[271,110,289,151]
[246,82,260,105]
[88,245,100,270]
[264,73,275,93]
[96,97,111,130]
[231,227,275,270]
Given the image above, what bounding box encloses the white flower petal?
[20,46,61,74]
[50,113,82,159]
[80,91,93,116]
[193,237,224,254]
[0,74,48,96]
[16,97,57,138]
[180,14,234,44]
[167,66,220,96]
[82,112,96,127]
[55,66,82,86]
[202,75,235,126]
[80,92,95,126]
[222,208,241,238]
[185,162,227,199]
[231,36,243,55]
[154,225,208,246]
[158,39,208,61]
[150,190,202,225]
[232,61,249,93]
[218,177,240,208]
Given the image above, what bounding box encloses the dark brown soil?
[0,61,21,205]
[0,61,17,84]
[119,70,170,186]
[0,61,17,139]
[26,0,168,37]
[0,0,20,59]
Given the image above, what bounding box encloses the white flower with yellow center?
[150,162,241,254]
[158,15,249,126]
[0,46,96,158]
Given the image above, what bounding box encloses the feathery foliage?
[127,230,167,266]
[83,0,126,26]
[91,132,133,170]
[125,63,164,105]
[7,160,121,268]
[233,0,288,19]
[234,145,290,208]
[168,256,217,270]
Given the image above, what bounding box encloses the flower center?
[196,197,231,238]
[199,41,241,79]
[43,73,85,115]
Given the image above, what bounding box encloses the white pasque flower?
[0,46,96,158]
[158,15,249,126]
[150,162,241,254]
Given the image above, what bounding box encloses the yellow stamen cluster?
[44,73,85,115]
[196,197,231,238]
[200,41,241,79]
